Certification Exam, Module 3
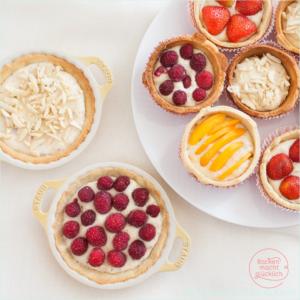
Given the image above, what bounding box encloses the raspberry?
[160,50,178,67]
[88,247,105,267]
[65,199,81,217]
[128,240,146,260]
[159,80,174,96]
[62,220,79,239]
[154,66,166,77]
[80,209,96,226]
[172,90,187,106]
[113,176,130,192]
[113,232,130,251]
[192,88,206,101]
[71,237,88,256]
[180,44,194,59]
[146,204,160,217]
[97,176,114,190]
[86,226,107,247]
[127,209,148,227]
[107,250,127,267]
[113,193,129,211]
[139,224,156,241]
[78,186,95,202]
[168,64,186,82]
[94,191,112,214]
[132,188,149,207]
[190,53,206,72]
[105,213,126,233]
[195,71,214,90]
[182,75,192,89]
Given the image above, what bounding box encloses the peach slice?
[208,119,240,135]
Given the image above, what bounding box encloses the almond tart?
[190,0,272,48]
[180,106,260,187]
[142,33,227,114]
[276,0,300,55]
[227,45,300,119]
[0,53,95,164]
[259,129,300,211]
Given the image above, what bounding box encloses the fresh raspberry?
[159,80,174,96]
[195,71,214,90]
[180,44,193,59]
[139,224,156,241]
[132,188,149,207]
[160,50,178,67]
[78,186,95,202]
[97,176,114,190]
[105,213,126,233]
[190,53,207,72]
[86,226,107,247]
[267,153,293,180]
[182,75,192,89]
[289,139,299,162]
[128,240,146,260]
[154,66,166,77]
[65,199,81,217]
[168,64,186,82]
[113,176,130,192]
[71,237,88,256]
[172,90,187,106]
[279,175,300,200]
[80,209,96,226]
[146,204,160,217]
[113,193,129,211]
[127,209,148,227]
[94,191,112,214]
[107,250,127,267]
[192,88,206,101]
[113,231,130,251]
[62,220,80,239]
[88,247,105,267]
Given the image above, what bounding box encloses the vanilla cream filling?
[63,177,162,273]
[283,0,300,48]
[0,62,85,156]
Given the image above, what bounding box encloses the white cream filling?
[283,0,300,48]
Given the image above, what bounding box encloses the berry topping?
[289,139,299,162]
[160,50,178,67]
[190,53,207,72]
[154,66,166,77]
[107,250,127,267]
[94,191,112,214]
[146,204,160,217]
[192,88,206,102]
[62,221,80,239]
[113,176,130,192]
[88,247,105,267]
[266,153,293,180]
[86,226,107,247]
[172,90,187,106]
[65,199,81,217]
[168,64,186,82]
[139,224,156,241]
[71,237,88,256]
[97,176,114,190]
[180,44,194,59]
[279,175,300,200]
[132,188,149,207]
[81,209,96,226]
[105,213,126,233]
[113,193,129,211]
[159,80,174,96]
[195,71,214,90]
[128,240,146,260]
[113,231,130,251]
[182,75,192,89]
[78,186,95,202]
[236,0,262,16]
[127,209,148,227]
[202,6,230,35]
[217,0,234,7]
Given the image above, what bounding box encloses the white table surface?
[0,1,299,299]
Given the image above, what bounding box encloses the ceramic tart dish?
[0,52,113,170]
[189,0,272,48]
[32,162,190,289]
[142,33,227,114]
[227,45,300,119]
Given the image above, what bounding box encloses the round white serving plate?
[131,0,300,228]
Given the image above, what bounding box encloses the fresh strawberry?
[279,175,300,200]
[236,0,263,16]
[217,0,234,7]
[289,139,299,162]
[266,153,293,180]
[202,6,230,35]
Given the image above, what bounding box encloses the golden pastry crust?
[259,129,300,211]
[276,0,300,55]
[189,0,272,48]
[227,45,300,118]
[142,33,227,114]
[0,53,95,164]
[53,167,169,285]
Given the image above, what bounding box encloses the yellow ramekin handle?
[77,56,113,99]
[32,179,65,229]
[160,223,191,272]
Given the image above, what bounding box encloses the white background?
[0,0,299,299]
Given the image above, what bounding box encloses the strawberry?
[226,14,257,42]
[202,6,230,35]
[266,153,293,180]
[236,0,263,16]
[279,175,300,200]
[217,0,234,7]
[289,139,299,162]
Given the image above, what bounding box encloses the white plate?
[131,0,300,228]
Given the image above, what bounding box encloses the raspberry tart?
[259,129,300,211]
[180,106,260,187]
[142,34,227,114]
[190,0,272,48]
